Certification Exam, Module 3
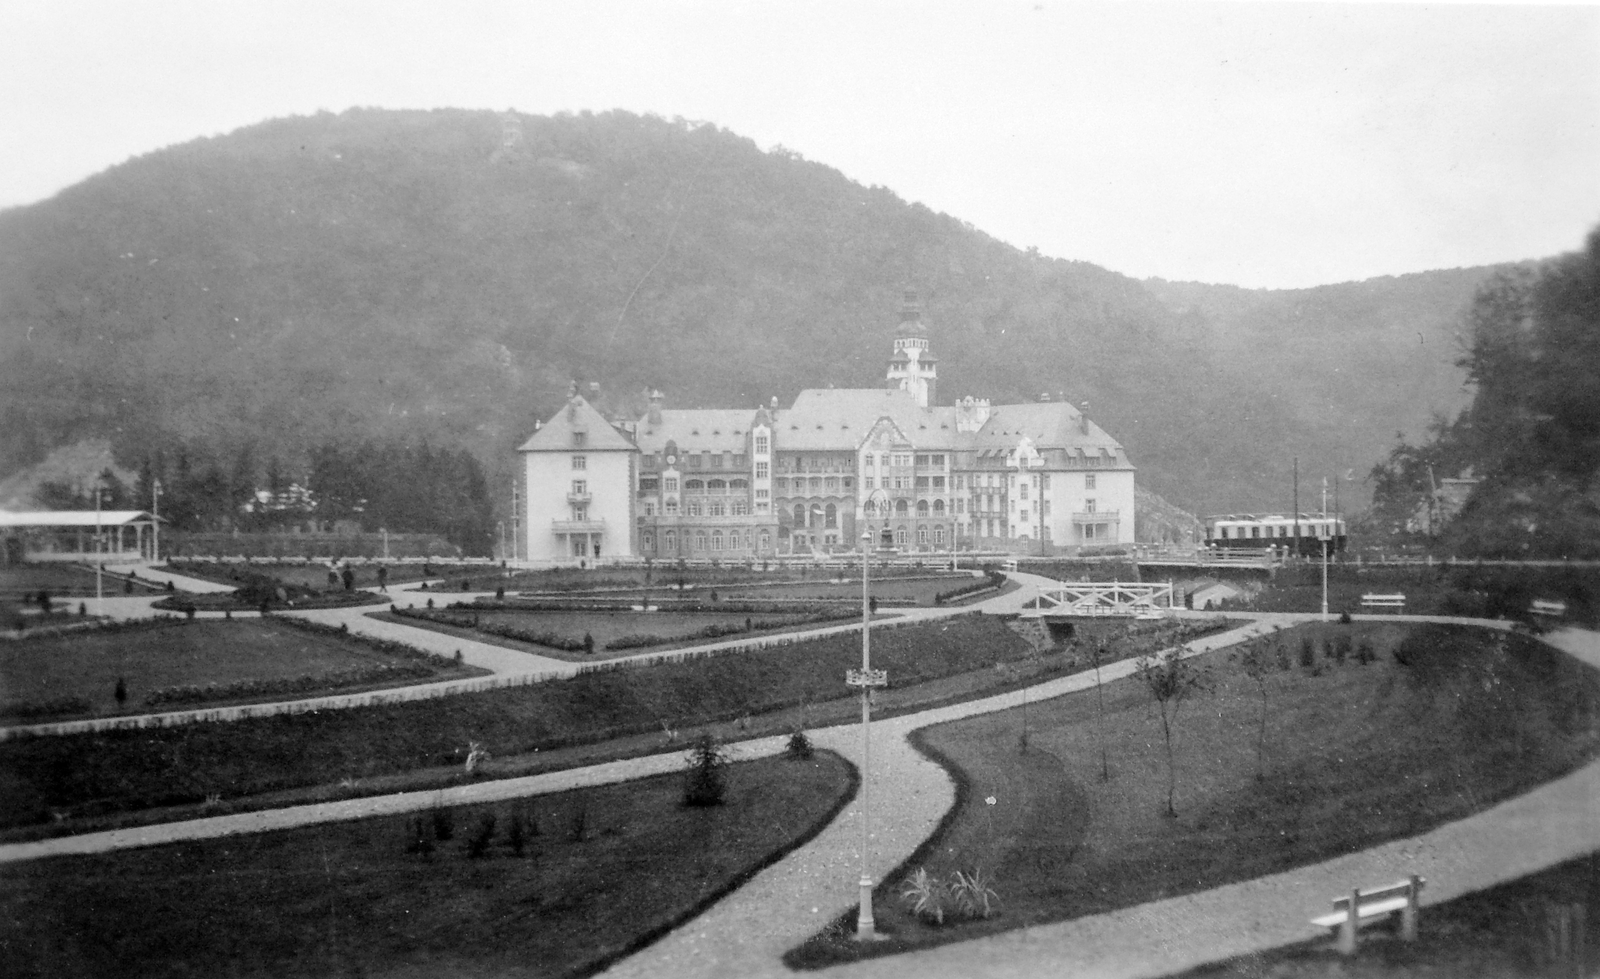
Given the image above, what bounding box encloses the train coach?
[1204,513,1346,557]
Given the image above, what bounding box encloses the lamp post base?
[855,875,877,940]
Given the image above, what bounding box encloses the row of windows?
[646,529,772,552]
[627,467,1099,491]
[1215,523,1340,539]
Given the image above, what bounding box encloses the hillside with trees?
[0,108,1511,535]
[1366,225,1600,557]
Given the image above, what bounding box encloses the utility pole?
[151,478,162,564]
[1292,457,1300,561]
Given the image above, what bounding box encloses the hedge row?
[142,662,439,709]
[934,570,1007,605]
[0,696,93,722]
[605,611,853,651]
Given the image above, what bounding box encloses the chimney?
[648,389,664,426]
[1039,392,1051,402]
[589,381,601,400]
[1079,402,1090,435]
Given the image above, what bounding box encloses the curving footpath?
[6,571,1595,979]
[1,566,993,739]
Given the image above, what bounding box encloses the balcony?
[552,519,606,534]
[566,491,592,505]
[1071,510,1120,523]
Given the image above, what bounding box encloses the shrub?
[1298,636,1315,669]
[431,807,455,842]
[683,733,728,806]
[466,811,496,858]
[786,730,815,760]
[507,809,527,856]
[1356,637,1377,665]
[900,868,952,925]
[583,632,595,655]
[404,816,434,858]
[114,677,127,707]
[950,868,1000,920]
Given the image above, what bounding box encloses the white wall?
[523,449,635,562]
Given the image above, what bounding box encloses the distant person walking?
[377,566,388,593]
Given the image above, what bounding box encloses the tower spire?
[885,289,938,407]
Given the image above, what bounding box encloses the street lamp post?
[151,478,162,564]
[94,484,105,615]
[847,529,888,939]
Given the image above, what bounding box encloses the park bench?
[1311,875,1425,954]
[1360,593,1406,613]
[1531,599,1568,619]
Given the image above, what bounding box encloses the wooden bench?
[1360,593,1406,613]
[1311,875,1425,954]
[1531,599,1568,619]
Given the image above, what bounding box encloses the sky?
[3,0,1597,289]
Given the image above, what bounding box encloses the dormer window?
[572,432,586,446]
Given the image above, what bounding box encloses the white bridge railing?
[1032,581,1175,617]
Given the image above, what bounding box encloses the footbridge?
[1029,580,1175,617]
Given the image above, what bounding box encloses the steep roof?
[518,396,636,452]
[634,409,759,454]
[968,402,1133,467]
[780,388,963,450]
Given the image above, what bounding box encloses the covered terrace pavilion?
[0,511,162,565]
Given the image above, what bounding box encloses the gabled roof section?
[781,389,962,450]
[0,510,159,528]
[970,402,1132,467]
[634,409,758,454]
[518,396,636,452]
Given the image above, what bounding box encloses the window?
[843,477,853,489]
[933,476,945,490]
[638,478,659,493]
[708,479,727,493]
[916,476,929,490]
[732,454,746,467]
[895,499,909,515]
[571,480,587,494]
[1020,508,1029,523]
[694,531,706,550]
[755,435,768,454]
[732,499,748,516]
[709,501,725,517]
[688,454,702,469]
[931,454,945,466]
[572,506,587,521]
[892,477,905,490]
[1041,474,1050,489]
[665,500,679,515]
[793,504,806,526]
[934,526,945,546]
[1251,526,1261,538]
[864,454,875,469]
[712,531,723,551]
[1085,473,1096,490]
[572,455,586,470]
[1042,500,1051,517]
[643,532,654,550]
[915,454,930,466]
[917,526,928,544]
[1020,484,1029,500]
[760,530,771,551]
[664,530,676,550]
[664,478,678,493]
[933,499,946,515]
[755,488,768,500]
[864,477,875,490]
[895,528,907,545]
[687,500,702,517]
[685,479,704,492]
[756,461,769,479]
[809,477,822,494]
[825,504,838,528]
[572,432,586,447]
[1085,499,1096,513]
[644,502,656,516]
[825,477,839,493]
[956,499,965,514]
[916,500,930,516]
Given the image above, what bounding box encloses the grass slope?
[790,622,1600,966]
[0,751,854,979]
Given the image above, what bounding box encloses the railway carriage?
[1204,513,1346,557]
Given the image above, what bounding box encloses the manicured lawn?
[0,616,1033,830]
[0,563,168,599]
[164,560,499,591]
[1227,563,1600,625]
[0,750,854,979]
[1183,852,1600,979]
[381,606,859,661]
[0,618,479,721]
[789,622,1600,967]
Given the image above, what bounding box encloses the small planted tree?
[683,732,728,806]
[785,729,814,760]
[1233,640,1274,780]
[466,811,496,858]
[1087,638,1112,780]
[583,632,595,655]
[1135,647,1212,817]
[114,677,127,708]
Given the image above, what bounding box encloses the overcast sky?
[3,0,1597,288]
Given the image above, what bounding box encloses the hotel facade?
[518,294,1135,562]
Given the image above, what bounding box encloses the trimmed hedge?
[143,663,438,709]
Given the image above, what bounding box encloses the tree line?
[1366,223,1600,557]
[35,440,495,554]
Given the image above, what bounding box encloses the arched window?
[916,500,930,517]
[825,504,837,528]
[729,479,748,491]
[712,530,723,551]
[932,499,946,515]
[664,529,677,551]
[895,499,909,516]
[695,531,707,550]
[684,479,704,492]
[894,528,907,545]
[933,526,945,546]
[917,526,928,544]
[708,501,725,517]
[708,479,727,493]
[759,530,771,552]
[643,532,655,551]
[793,504,806,527]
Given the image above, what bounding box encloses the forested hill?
[0,108,1506,516]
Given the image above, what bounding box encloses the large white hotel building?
[518,293,1135,562]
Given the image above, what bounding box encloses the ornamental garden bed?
[0,563,170,601]
[0,616,484,724]
[0,752,854,979]
[788,622,1600,968]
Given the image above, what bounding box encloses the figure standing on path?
[377,565,388,593]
